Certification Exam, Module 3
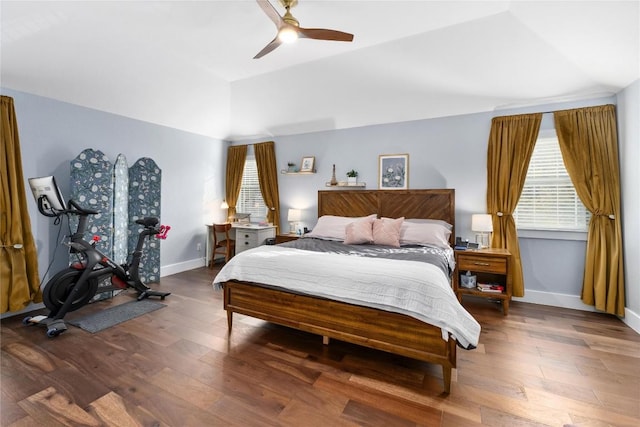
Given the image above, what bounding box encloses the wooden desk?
[206,224,276,264]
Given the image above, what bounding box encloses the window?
[237,155,267,222]
[514,134,590,232]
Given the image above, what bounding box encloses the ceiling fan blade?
[254,37,283,59]
[298,27,354,42]
[256,0,283,27]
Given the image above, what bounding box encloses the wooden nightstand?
[453,248,512,315]
[275,234,299,244]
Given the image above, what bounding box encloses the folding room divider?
[69,149,162,292]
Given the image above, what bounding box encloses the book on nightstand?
[477,283,505,293]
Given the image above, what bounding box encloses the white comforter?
[213,245,481,349]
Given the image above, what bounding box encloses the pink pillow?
[344,216,374,245]
[372,217,404,247]
[306,214,377,241]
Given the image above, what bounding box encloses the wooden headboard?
[318,189,455,245]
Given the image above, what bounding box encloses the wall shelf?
[281,170,316,175]
[325,182,366,188]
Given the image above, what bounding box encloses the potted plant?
[346,169,358,185]
[287,162,296,172]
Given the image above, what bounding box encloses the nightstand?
[275,234,299,244]
[453,248,512,315]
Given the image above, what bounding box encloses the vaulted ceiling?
[2,1,638,140]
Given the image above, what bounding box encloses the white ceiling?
[1,1,638,140]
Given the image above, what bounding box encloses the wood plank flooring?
[2,266,639,426]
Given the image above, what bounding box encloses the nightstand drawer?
[457,254,507,274]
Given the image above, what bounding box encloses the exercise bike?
[24,196,171,338]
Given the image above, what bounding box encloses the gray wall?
[3,88,226,285]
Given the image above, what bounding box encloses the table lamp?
[288,208,301,234]
[471,214,493,248]
[220,200,229,222]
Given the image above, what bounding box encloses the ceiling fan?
[254,0,354,59]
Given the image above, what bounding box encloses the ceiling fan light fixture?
[254,0,353,58]
[278,26,298,43]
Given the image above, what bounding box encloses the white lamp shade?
[471,214,493,232]
[220,200,229,209]
[287,208,301,222]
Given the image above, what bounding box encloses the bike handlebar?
[68,199,99,215]
[37,196,99,217]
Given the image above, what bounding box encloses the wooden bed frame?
[223,189,457,393]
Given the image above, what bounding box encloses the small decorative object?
[287,162,296,172]
[378,154,409,190]
[300,156,315,172]
[329,164,338,185]
[346,169,358,185]
[454,237,469,250]
[460,271,477,289]
[471,214,493,248]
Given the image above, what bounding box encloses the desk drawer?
[237,231,259,244]
[457,254,507,274]
[233,227,276,253]
[236,231,258,251]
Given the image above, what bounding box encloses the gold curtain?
[486,113,542,297]
[225,145,247,222]
[254,141,281,234]
[554,105,625,316]
[1,96,42,313]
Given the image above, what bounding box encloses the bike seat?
[136,217,159,228]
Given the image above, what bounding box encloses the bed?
[214,189,480,393]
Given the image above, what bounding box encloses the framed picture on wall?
[300,156,315,172]
[378,154,409,189]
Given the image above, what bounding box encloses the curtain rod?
[494,104,614,118]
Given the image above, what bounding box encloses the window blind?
[514,136,590,231]
[237,157,267,222]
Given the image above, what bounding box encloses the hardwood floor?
[2,266,639,426]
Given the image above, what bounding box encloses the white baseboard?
[160,257,206,277]
[0,302,45,320]
[514,290,640,335]
[623,307,640,335]
[513,290,597,312]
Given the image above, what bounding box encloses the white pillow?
[405,218,453,230]
[399,221,452,249]
[306,214,377,241]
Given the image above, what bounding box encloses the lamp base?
[475,233,490,249]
